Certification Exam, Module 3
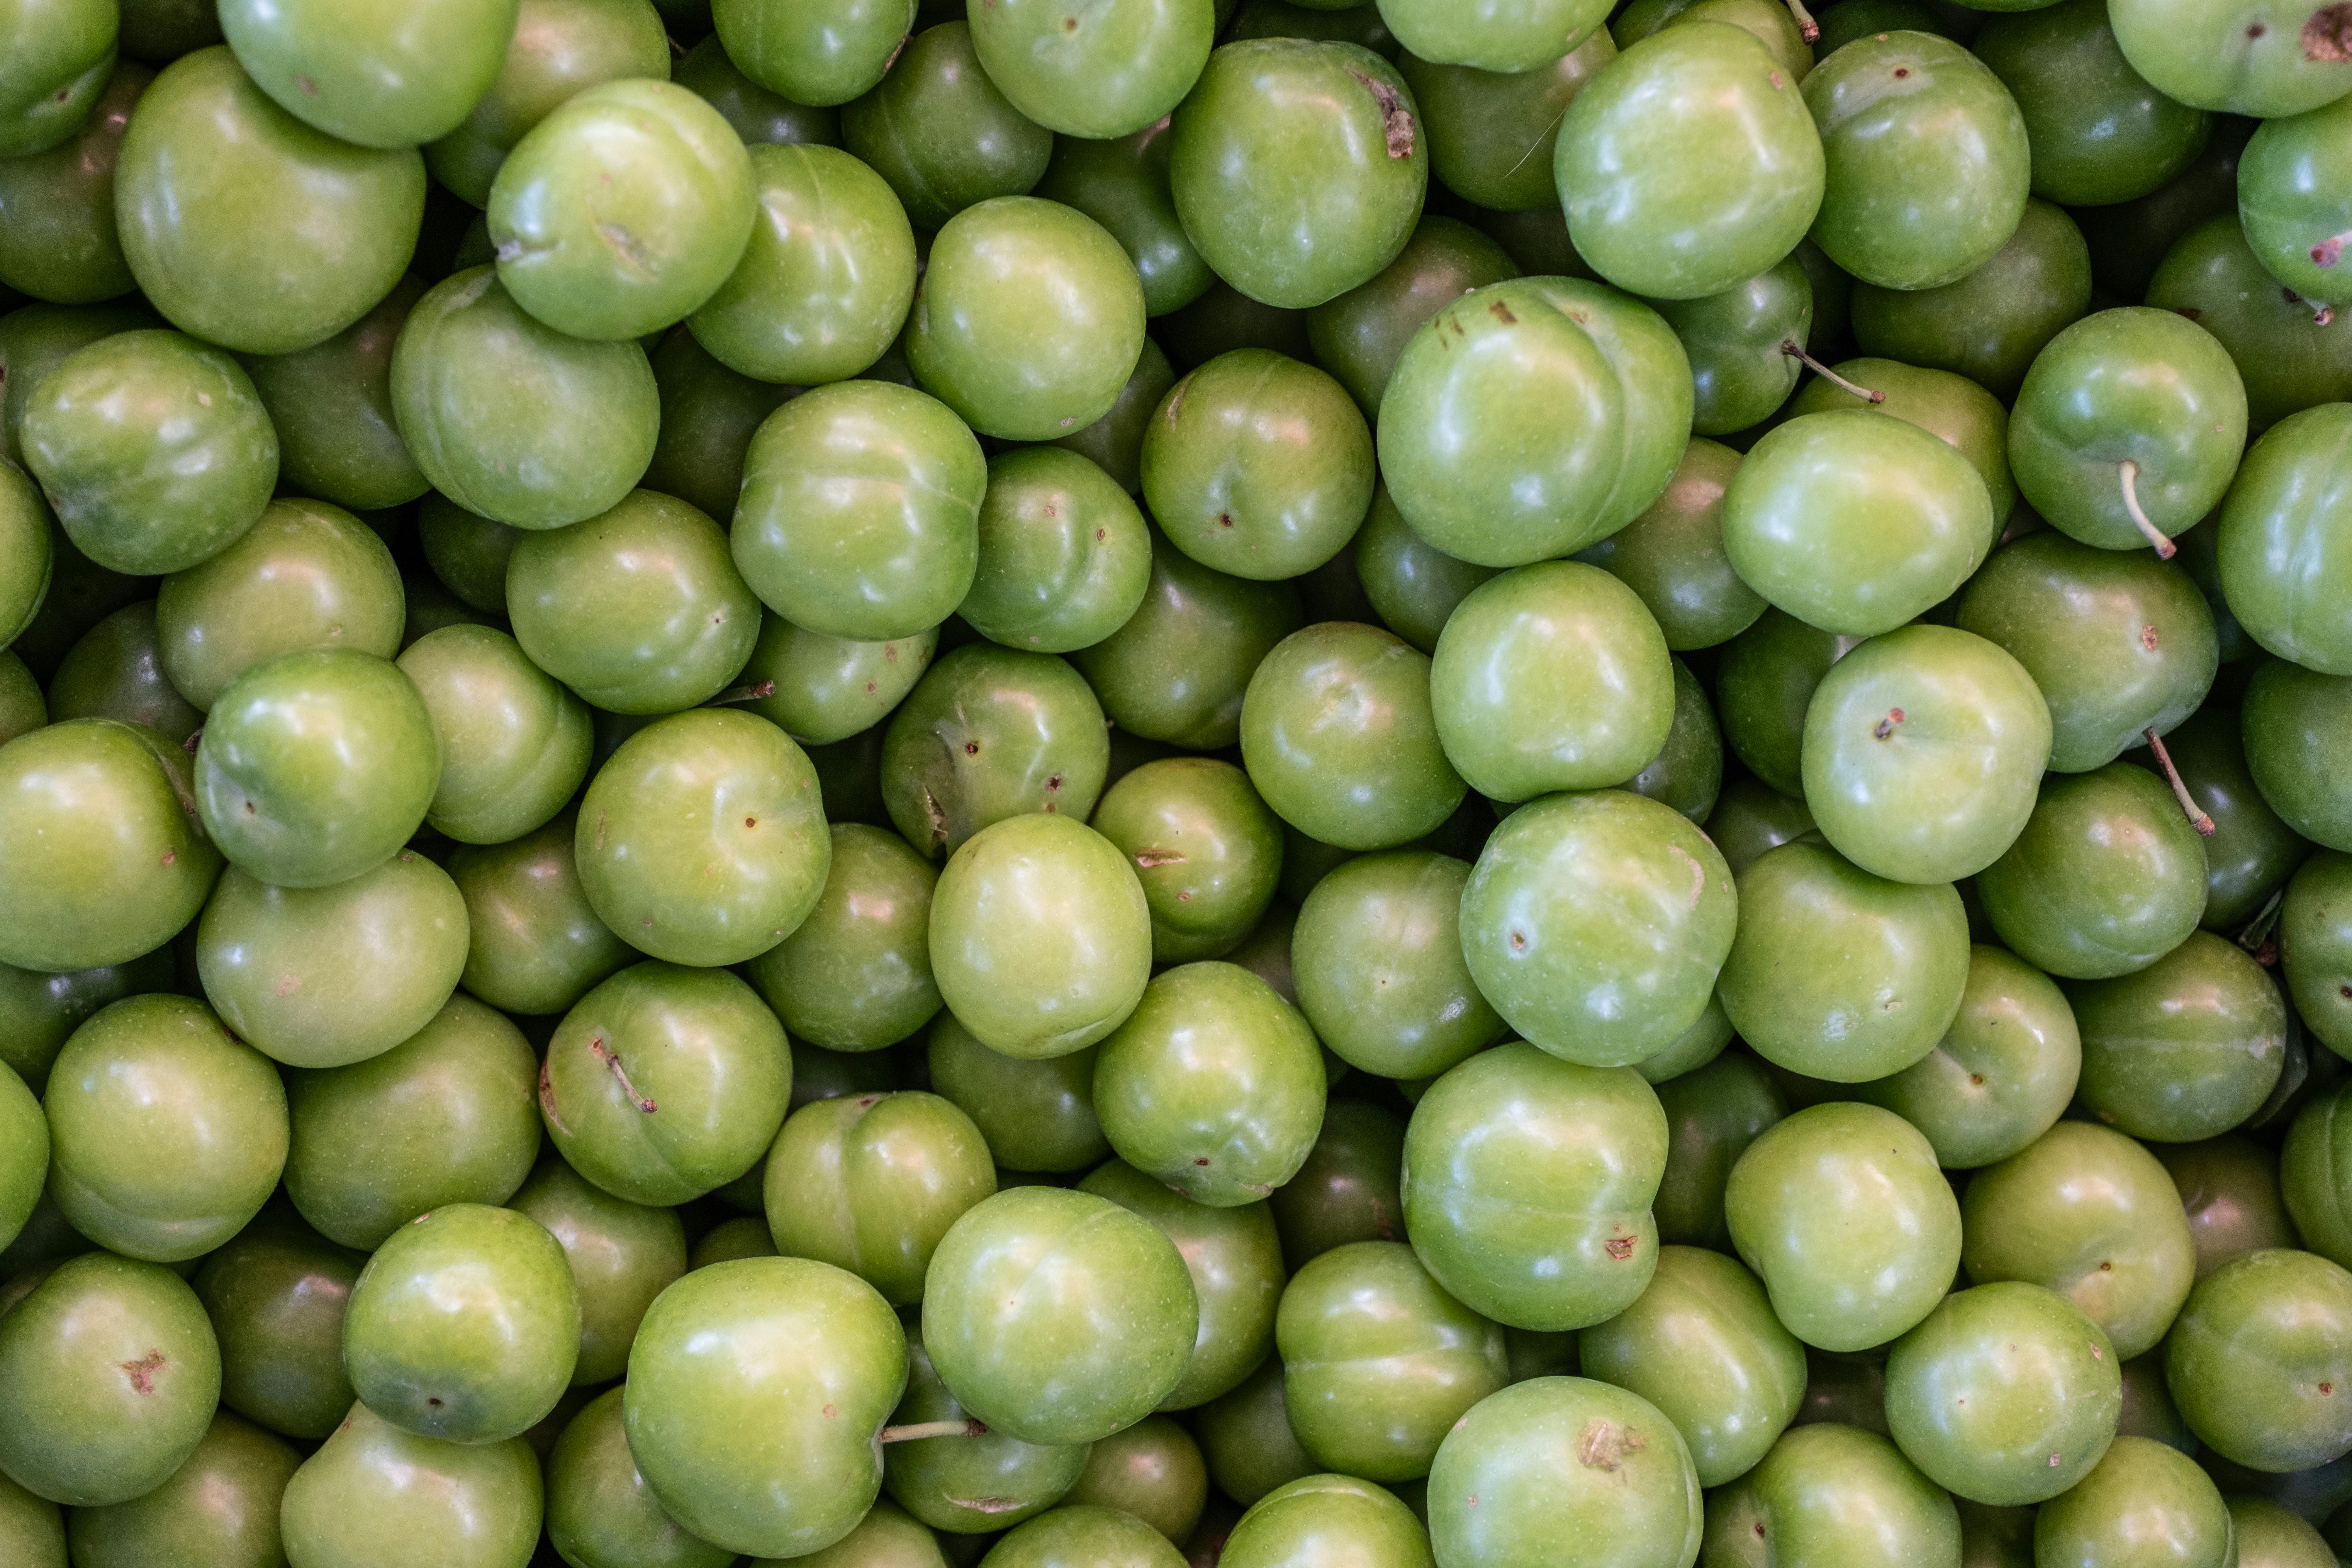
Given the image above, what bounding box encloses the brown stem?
[880,1419,987,1444]
[1783,0,1821,42]
[182,725,203,754]
[2118,461,2176,558]
[2144,727,2216,837]
[2237,885,2287,955]
[590,1038,657,1112]
[704,680,778,706]
[1781,340,1884,403]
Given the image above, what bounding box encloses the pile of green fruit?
[4,0,2352,1563]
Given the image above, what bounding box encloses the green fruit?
[1293,851,1501,1080]
[415,493,522,614]
[1065,1417,1206,1543]
[65,1408,298,1568]
[1717,838,1972,1082]
[1221,1473,1430,1568]
[2229,1493,2338,1567]
[1305,216,1522,416]
[765,1090,994,1303]
[2034,1433,2235,1568]
[738,614,938,747]
[1401,32,1616,212]
[882,643,1107,859]
[1974,0,2212,206]
[1351,492,1494,656]
[219,0,518,148]
[447,813,637,1017]
[2165,1248,2352,1472]
[1196,1353,1319,1507]
[0,1253,221,1507]
[0,0,116,160]
[2146,213,2352,433]
[1976,766,2209,980]
[1072,529,1301,749]
[2244,656,2352,852]
[545,1386,734,1568]
[2070,929,2288,1142]
[978,1506,1188,1568]
[0,469,53,652]
[2284,851,2352,1060]
[1379,0,1606,70]
[1269,1100,1405,1269]
[2109,0,2352,116]
[398,624,589,843]
[1426,1375,1701,1568]
[244,278,432,513]
[2218,404,2352,675]
[713,0,912,107]
[747,822,941,1050]
[765,1500,943,1568]
[1091,758,1284,963]
[1850,198,2092,403]
[279,1401,542,1568]
[926,1013,1107,1174]
[968,0,1211,139]
[2142,703,2310,932]
[193,1221,361,1440]
[882,1330,1087,1533]
[1620,656,1723,824]
[510,1154,686,1386]
[957,444,1158,648]
[1703,1422,1961,1567]
[1035,127,1211,322]
[1557,24,1823,300]
[1726,1101,1963,1351]
[1652,1051,1784,1249]
[840,23,1052,230]
[1714,609,1862,798]
[1168,40,1426,310]
[2159,1134,2301,1282]
[0,1063,42,1254]
[1612,0,1811,80]
[1647,255,1809,438]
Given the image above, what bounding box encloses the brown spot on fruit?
[964,740,980,755]
[2316,236,2346,268]
[744,816,757,828]
[1347,69,1416,158]
[1510,931,1527,950]
[1578,1420,1644,1471]
[1218,512,1234,528]
[119,1350,167,1395]
[2305,3,2352,58]
[1488,299,1518,325]
[161,849,174,866]
[428,1396,443,1406]
[1605,1236,1635,1260]
[1135,850,1186,868]
[1194,1157,1210,1166]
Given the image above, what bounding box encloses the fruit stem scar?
[879,1418,988,1443]
[590,1036,658,1112]
[1134,849,1186,867]
[1347,70,1416,159]
[2116,461,2176,558]
[1873,707,1905,740]
[1780,340,1884,403]
[705,680,778,705]
[2144,727,2216,836]
[181,725,203,754]
[119,1349,167,1394]
[2307,3,2352,58]
[538,1059,572,1136]
[1782,0,1820,42]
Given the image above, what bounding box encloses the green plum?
[1276,1240,1508,1482]
[65,1409,299,1568]
[841,23,1052,230]
[20,328,276,576]
[0,1064,41,1253]
[2108,0,2352,116]
[2227,1494,2337,1568]
[2166,1248,2352,1472]
[1557,24,1823,300]
[2287,1083,2352,1267]
[1352,489,1496,656]
[1091,757,1283,963]
[0,298,154,471]
[967,0,1212,138]
[748,822,942,1050]
[739,614,938,746]
[960,447,1150,653]
[1725,1101,1963,1350]
[510,1153,686,1385]
[764,1501,943,1568]
[1649,256,1809,438]
[713,0,912,107]
[1620,656,1724,824]
[418,493,525,613]
[425,0,672,205]
[732,378,985,642]
[47,600,201,741]
[218,0,516,149]
[1712,607,1863,796]
[1974,0,2212,205]
[2283,851,2352,1059]
[1293,851,1502,1080]
[1612,0,1811,79]
[1850,198,2092,402]
[926,1013,1108,1174]
[278,1403,541,1568]
[880,642,1108,858]
[0,654,43,746]
[0,0,115,160]
[1034,125,1212,321]
[1783,357,2018,529]
[1168,40,1426,310]
[400,624,590,842]
[882,1329,1088,1532]
[2135,703,2310,932]
[245,277,432,513]
[1379,0,1606,69]
[693,1215,782,1269]
[538,960,792,1205]
[193,1220,361,1440]
[1976,767,2209,979]
[1399,32,1616,213]
[978,1506,1188,1568]
[447,812,638,1017]
[2243,656,2352,851]
[0,718,222,972]
[1703,1422,1960,1567]
[2146,215,2352,433]
[1304,216,1522,416]
[2243,90,2352,308]
[2160,1134,2302,1281]
[922,1185,1198,1443]
[1073,528,1301,749]
[0,469,53,652]
[2070,929,2287,1141]
[1268,1098,1407,1269]
[2033,1434,2235,1568]
[1652,1051,1785,1249]
[545,1387,734,1568]
[764,1090,995,1303]
[0,1253,220,1507]
[2218,404,2352,675]
[1220,1473,1429,1568]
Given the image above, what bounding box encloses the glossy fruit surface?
[1091,757,1284,964]
[2218,404,2352,675]
[1973,0,2212,206]
[1975,765,2209,980]
[1219,1472,1429,1568]
[219,0,520,148]
[713,0,912,107]
[508,1154,685,1386]
[764,1090,994,1303]
[1851,197,2092,403]
[64,1407,299,1568]
[2070,929,2288,1142]
[278,1402,542,1568]
[1293,851,1501,1080]
[882,1328,1087,1533]
[2109,0,2352,116]
[969,0,1212,138]
[961,446,1151,654]
[447,813,637,1018]
[1403,36,1615,212]
[748,822,941,1050]
[2032,1433,2234,1568]
[1704,1421,1960,1567]
[0,0,116,161]
[880,643,1109,861]
[544,1385,733,1568]
[2244,656,2352,852]
[2164,1247,2352,1472]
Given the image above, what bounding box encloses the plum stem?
[2144,727,2216,837]
[2118,462,2177,558]
[2238,885,2286,961]
[590,1038,656,1113]
[182,726,203,754]
[1783,0,1821,41]
[880,1419,988,1444]
[704,680,778,706]
[1780,340,1883,403]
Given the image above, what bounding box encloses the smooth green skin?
[1376,0,1606,69]
[2284,851,2352,1059]
[639,324,806,526]
[961,447,1150,654]
[399,624,588,844]
[2166,1248,2352,1472]
[927,1013,1107,1173]
[547,1387,734,1568]
[0,1253,220,1507]
[1458,790,1735,1069]
[1168,39,1426,310]
[733,378,985,643]
[2251,93,2352,306]
[247,282,430,513]
[1650,256,1808,439]
[1651,1050,1782,1251]
[116,47,423,355]
[1713,607,1863,797]
[423,0,671,205]
[1622,654,1724,825]
[2245,657,2352,852]
[2110,0,2352,116]
[1851,199,2090,404]
[156,497,404,712]
[343,1202,580,1444]
[1379,275,1689,569]
[0,717,221,972]
[2137,703,2311,933]
[1578,1245,1806,1488]
[688,143,913,386]
[966,0,1211,139]
[0,300,152,472]
[1143,348,1373,582]
[1704,1421,1962,1568]
[742,617,937,751]
[22,328,275,577]
[716,0,911,108]
[193,1223,360,1440]
[1276,1240,1507,1482]
[540,961,791,1206]
[2290,1085,2352,1268]
[842,23,1051,230]
[2148,215,2352,434]
[1854,944,2079,1171]
[0,0,114,159]
[759,1501,943,1568]
[194,646,439,888]
[0,470,53,652]
[448,812,635,1017]
[1351,488,1496,655]
[880,643,1107,859]
[2220,405,2352,675]
[765,1091,994,1304]
[748,823,940,1051]
[66,1408,296,1568]
[922,1185,1199,1444]
[2228,1496,2337,1568]
[392,267,660,530]
[280,1402,542,1568]
[489,79,755,342]
[418,494,523,613]
[694,1214,782,1268]
[930,813,1152,1059]
[1977,767,2208,981]
[198,850,467,1070]
[1784,357,2019,530]
[1429,561,1673,802]
[2011,307,2249,554]
[1093,962,1325,1207]
[1804,31,2030,290]
[1092,758,1283,964]
[2070,929,2288,1142]
[1975,0,2210,207]
[1266,1099,1404,1270]
[1080,1157,1287,1409]
[1400,30,1615,213]
[1066,1416,1207,1542]
[1221,1474,1430,1568]
[510,1154,686,1386]
[677,34,842,152]
[1800,624,2051,885]
[2160,1135,2301,1282]
[1073,530,1301,749]
[220,0,517,148]
[1556,24,1821,300]
[2034,1435,2235,1568]
[978,1506,1188,1568]
[1725,1101,1963,1351]
[1401,1043,1667,1332]
[0,60,144,304]
[626,1256,906,1556]
[284,994,543,1250]
[1426,1375,1700,1568]
[1885,1282,2122,1506]
[883,1331,1087,1532]
[1292,852,1499,1080]
[1197,1353,1319,1507]
[1035,123,1212,321]
[1717,838,1972,1082]
[1305,217,1522,417]
[0,1061,38,1253]
[0,654,44,747]
[1723,409,1993,637]
[1957,533,2217,776]
[1241,622,1464,852]
[1615,0,1812,81]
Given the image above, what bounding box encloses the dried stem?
[182,726,203,754]
[2144,727,2216,836]
[880,1419,988,1444]
[590,1038,657,1113]
[2118,461,2176,558]
[1781,340,1884,403]
[1783,0,1821,41]
[705,680,778,707]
